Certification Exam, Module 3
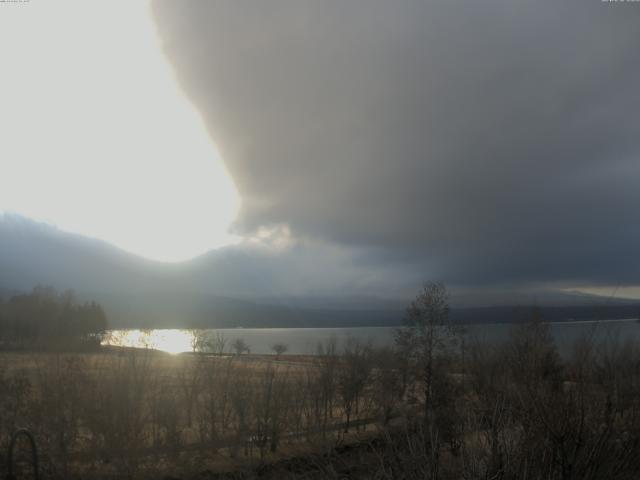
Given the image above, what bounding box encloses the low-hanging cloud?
[151,0,640,289]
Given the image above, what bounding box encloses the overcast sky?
[2,1,639,301]
[149,0,640,294]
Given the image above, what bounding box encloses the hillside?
[1,214,637,328]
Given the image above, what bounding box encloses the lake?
[104,318,640,355]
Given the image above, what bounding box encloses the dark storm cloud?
[151,0,640,287]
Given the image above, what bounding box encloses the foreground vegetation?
[1,283,640,479]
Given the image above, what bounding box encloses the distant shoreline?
[108,316,640,331]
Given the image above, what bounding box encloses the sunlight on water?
[103,320,640,356]
[104,329,194,354]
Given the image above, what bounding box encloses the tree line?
[0,286,108,348]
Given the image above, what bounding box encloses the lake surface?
[104,319,640,355]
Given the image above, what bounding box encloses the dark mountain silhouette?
[1,214,637,328]
[0,214,401,327]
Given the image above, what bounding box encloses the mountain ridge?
[1,214,638,328]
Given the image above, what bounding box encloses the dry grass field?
[3,317,640,479]
[0,343,401,479]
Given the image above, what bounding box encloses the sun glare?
[0,0,239,262]
[105,329,194,355]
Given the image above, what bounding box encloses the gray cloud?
[151,0,640,289]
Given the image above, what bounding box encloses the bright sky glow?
[569,287,640,301]
[0,0,239,262]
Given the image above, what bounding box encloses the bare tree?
[271,342,288,357]
[337,337,372,432]
[197,356,235,445]
[371,346,405,425]
[228,366,254,457]
[315,337,339,439]
[395,281,453,418]
[253,364,290,456]
[208,331,228,355]
[176,355,205,428]
[232,338,250,356]
[192,330,228,355]
[83,349,156,477]
[189,329,207,353]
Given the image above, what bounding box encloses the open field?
[0,343,408,479]
[4,318,640,479]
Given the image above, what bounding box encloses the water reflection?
[103,329,194,354]
[103,320,640,356]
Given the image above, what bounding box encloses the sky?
[2,0,640,299]
[150,0,640,295]
[0,0,238,261]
